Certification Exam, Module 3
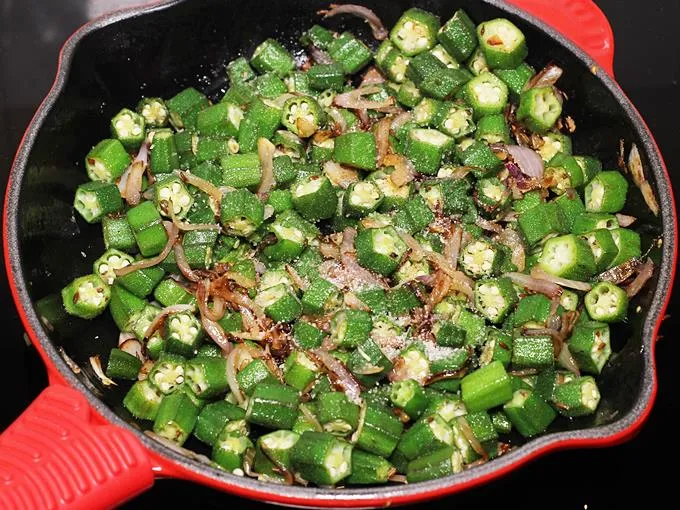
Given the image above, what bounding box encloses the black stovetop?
[1,1,678,507]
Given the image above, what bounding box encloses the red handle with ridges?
[0,385,153,509]
[507,0,615,76]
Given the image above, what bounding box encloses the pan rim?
[3,0,676,505]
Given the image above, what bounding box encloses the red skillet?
[1,0,676,507]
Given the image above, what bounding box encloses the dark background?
[0,0,677,507]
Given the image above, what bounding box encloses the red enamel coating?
[0,0,674,507]
[0,386,153,508]
[507,0,615,76]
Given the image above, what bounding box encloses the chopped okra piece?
[213,430,253,472]
[518,201,568,245]
[226,56,256,84]
[328,32,373,75]
[343,181,383,218]
[300,23,334,49]
[307,63,346,91]
[255,283,302,322]
[333,132,377,171]
[149,130,180,174]
[347,337,393,387]
[238,359,276,396]
[405,128,452,175]
[585,281,628,323]
[106,347,142,380]
[93,249,134,285]
[437,102,475,138]
[284,350,319,391]
[437,9,478,62]
[390,379,428,420]
[513,294,552,327]
[290,431,352,485]
[346,450,396,485]
[155,175,193,218]
[111,108,146,150]
[251,38,295,77]
[413,97,444,126]
[430,44,460,69]
[474,277,517,324]
[537,132,572,162]
[148,353,185,395]
[281,96,323,138]
[475,177,510,215]
[574,155,603,184]
[504,389,556,437]
[137,97,169,128]
[560,290,579,311]
[434,321,467,348]
[480,328,514,368]
[356,403,403,457]
[553,376,601,417]
[569,320,611,374]
[459,140,503,177]
[466,47,489,77]
[220,189,264,236]
[74,181,124,223]
[153,278,196,307]
[477,18,528,69]
[153,391,199,446]
[571,212,619,235]
[407,445,464,483]
[61,274,110,319]
[459,238,503,278]
[512,335,554,370]
[259,430,300,471]
[247,381,300,430]
[124,379,163,421]
[585,171,629,213]
[330,309,372,349]
[185,357,229,399]
[254,72,288,98]
[461,72,508,119]
[475,113,510,144]
[494,62,536,100]
[580,229,619,272]
[397,80,423,107]
[317,392,360,437]
[102,216,137,253]
[390,8,440,57]
[517,86,563,134]
[608,228,641,268]
[397,414,454,460]
[393,195,435,233]
[164,311,203,357]
[375,40,410,83]
[220,153,262,189]
[355,226,408,276]
[197,102,243,138]
[126,201,169,257]
[291,175,338,221]
[167,87,209,130]
[538,234,596,280]
[461,360,513,412]
[194,401,246,446]
[544,153,585,194]
[237,98,281,153]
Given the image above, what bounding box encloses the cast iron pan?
[1,0,677,507]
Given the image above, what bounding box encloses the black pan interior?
[14,0,664,458]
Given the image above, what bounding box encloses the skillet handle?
[0,385,154,509]
[506,0,615,76]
